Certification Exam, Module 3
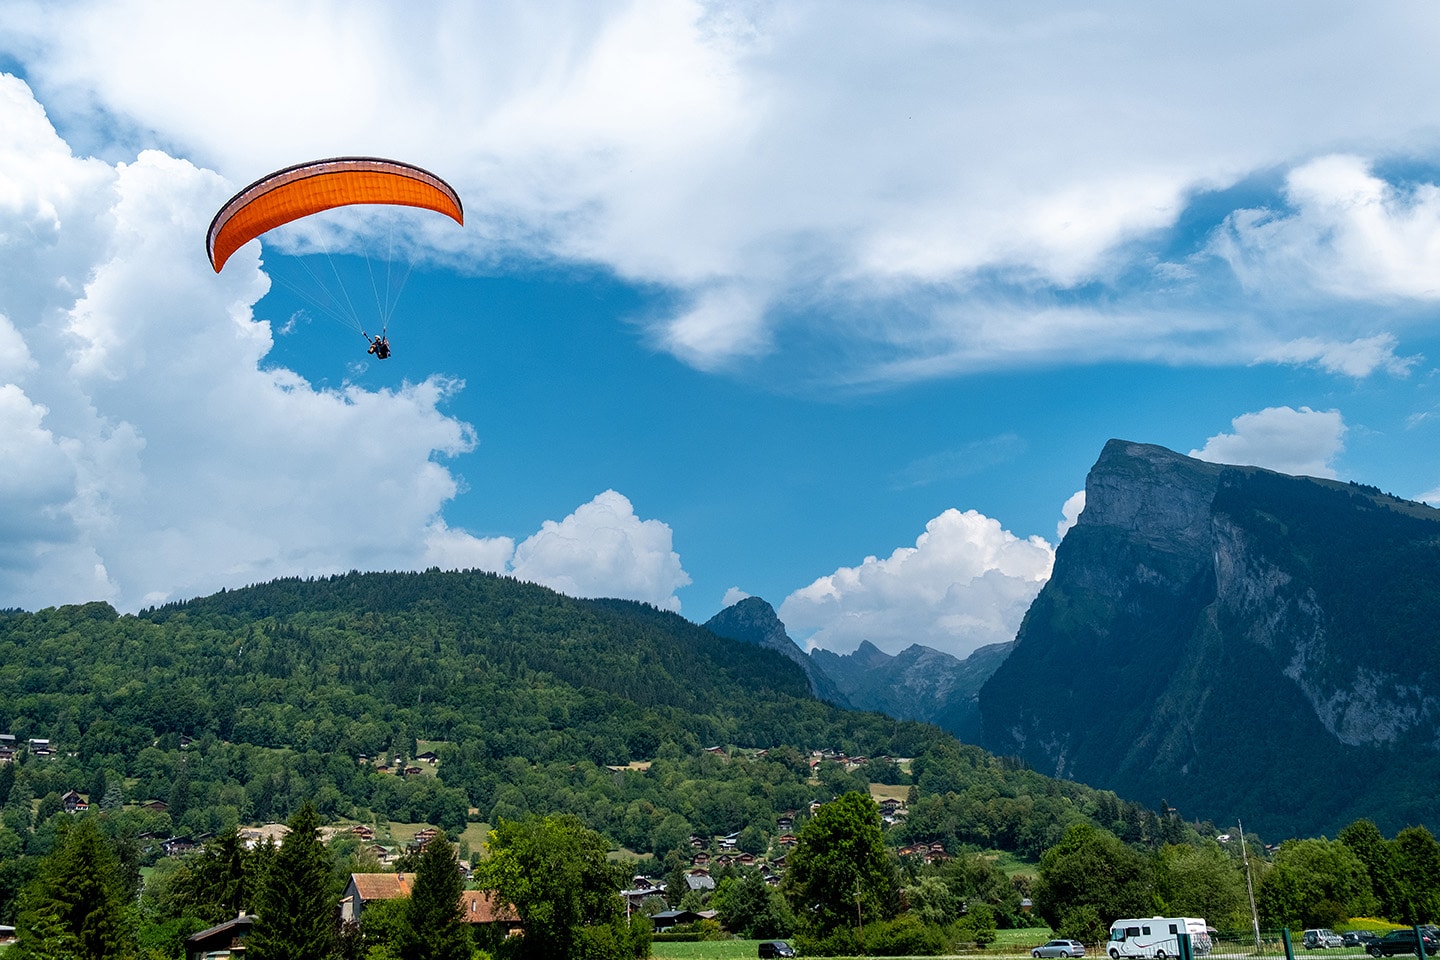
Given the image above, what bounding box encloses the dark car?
[759,942,796,959]
[1368,930,1439,957]
[1346,933,1382,949]
[1034,940,1087,958]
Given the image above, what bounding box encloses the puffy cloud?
[6,3,1440,379]
[0,74,686,613]
[1057,490,1085,541]
[1215,156,1440,303]
[507,491,691,612]
[778,508,1054,660]
[1190,406,1346,478]
[721,586,751,608]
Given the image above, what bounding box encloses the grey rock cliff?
[979,439,1440,837]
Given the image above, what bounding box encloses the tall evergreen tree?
[248,802,338,960]
[15,817,133,960]
[400,839,469,960]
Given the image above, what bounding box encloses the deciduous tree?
[783,792,896,936]
[479,813,636,960]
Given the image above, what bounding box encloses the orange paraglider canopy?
[206,157,464,272]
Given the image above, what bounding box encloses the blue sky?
[4,2,1440,659]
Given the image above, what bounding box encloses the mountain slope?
[703,597,853,707]
[810,639,1013,742]
[978,439,1440,838]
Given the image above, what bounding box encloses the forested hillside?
[0,569,1189,923]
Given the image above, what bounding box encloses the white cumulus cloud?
[778,508,1054,660]
[1190,406,1346,478]
[507,491,691,611]
[0,74,687,614]
[6,3,1440,380]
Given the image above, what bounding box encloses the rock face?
[810,640,1013,743]
[979,439,1440,838]
[704,597,853,708]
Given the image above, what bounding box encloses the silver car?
[1035,940,1088,958]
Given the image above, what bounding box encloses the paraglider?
[206,157,463,358]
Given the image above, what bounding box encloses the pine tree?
[15,816,133,960]
[248,802,339,960]
[400,838,469,960]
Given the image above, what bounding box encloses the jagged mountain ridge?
[703,597,1014,742]
[703,597,853,707]
[978,439,1440,838]
[810,639,1014,742]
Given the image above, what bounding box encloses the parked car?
[1034,940,1088,958]
[759,942,796,959]
[1346,933,1382,949]
[1368,930,1439,957]
[1306,930,1345,949]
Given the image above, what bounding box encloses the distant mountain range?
[704,597,1012,745]
[710,439,1440,838]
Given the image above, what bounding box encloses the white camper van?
[1107,918,1211,959]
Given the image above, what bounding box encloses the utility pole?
[1239,819,1261,948]
[856,880,865,955]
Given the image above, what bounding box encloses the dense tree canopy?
[1031,823,1151,936]
[783,792,896,936]
[479,813,638,960]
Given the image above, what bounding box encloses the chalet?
[401,766,423,777]
[184,912,253,960]
[684,869,715,892]
[411,827,440,846]
[737,852,756,865]
[703,746,726,755]
[620,877,665,910]
[415,751,439,764]
[878,798,903,814]
[340,873,412,923]
[689,835,704,849]
[459,890,520,934]
[651,909,704,931]
[164,837,199,857]
[350,825,375,841]
[341,874,518,933]
[775,814,795,831]
[776,834,797,847]
[140,800,169,812]
[61,790,87,812]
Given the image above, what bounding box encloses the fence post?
[1415,925,1429,958]
[1179,932,1193,960]
[1282,928,1295,960]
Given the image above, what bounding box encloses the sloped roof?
[350,873,412,901]
[459,890,519,924]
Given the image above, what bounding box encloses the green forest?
[1,570,1437,958]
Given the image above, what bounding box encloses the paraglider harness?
[365,331,391,360]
